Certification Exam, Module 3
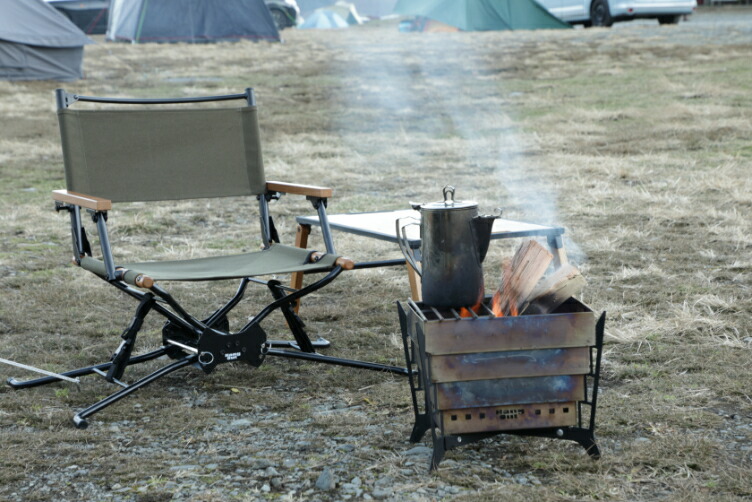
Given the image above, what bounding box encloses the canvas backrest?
[57,105,265,203]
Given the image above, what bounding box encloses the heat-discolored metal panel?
[429,347,590,383]
[422,310,596,355]
[441,401,578,435]
[436,375,585,410]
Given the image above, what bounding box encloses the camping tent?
[0,0,92,81]
[299,10,350,29]
[300,2,364,29]
[107,0,281,43]
[299,0,396,19]
[48,0,109,35]
[393,0,571,31]
[322,2,364,24]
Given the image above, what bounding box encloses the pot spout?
[472,214,498,263]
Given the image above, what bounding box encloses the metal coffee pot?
[397,186,498,309]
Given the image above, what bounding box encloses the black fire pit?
[398,297,605,469]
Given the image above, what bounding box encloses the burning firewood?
[492,239,553,316]
[522,263,586,315]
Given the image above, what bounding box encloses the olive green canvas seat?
[82,244,340,284]
[80,245,339,286]
[7,88,406,429]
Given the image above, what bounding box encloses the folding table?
[292,209,568,302]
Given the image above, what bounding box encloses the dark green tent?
[393,0,571,31]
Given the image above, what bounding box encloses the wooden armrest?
[53,190,112,211]
[266,181,333,199]
[310,251,355,270]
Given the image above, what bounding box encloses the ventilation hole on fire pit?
[549,408,555,414]
[479,413,486,419]
[535,409,541,415]
[465,414,472,420]
[563,407,570,413]
[451,415,458,421]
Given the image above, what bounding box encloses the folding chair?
[7,88,407,428]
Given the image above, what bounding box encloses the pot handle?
[396,217,422,276]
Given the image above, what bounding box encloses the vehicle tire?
[590,0,613,27]
[657,15,681,25]
[269,7,289,30]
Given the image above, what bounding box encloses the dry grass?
[1,12,751,501]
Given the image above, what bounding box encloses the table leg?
[406,263,422,301]
[291,224,311,313]
[547,234,569,269]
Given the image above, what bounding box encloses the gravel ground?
[7,395,750,501]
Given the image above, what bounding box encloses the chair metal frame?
[7,88,408,428]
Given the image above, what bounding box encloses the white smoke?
[330,29,585,262]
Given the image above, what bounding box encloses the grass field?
[1,12,751,501]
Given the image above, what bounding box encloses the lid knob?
[443,185,456,206]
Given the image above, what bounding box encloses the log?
[492,240,553,316]
[522,263,586,315]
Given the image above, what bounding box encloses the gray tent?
[299,0,397,18]
[107,0,281,43]
[0,0,92,81]
[49,0,109,35]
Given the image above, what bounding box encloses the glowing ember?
[459,303,480,318]
[491,290,503,316]
[460,289,520,318]
[459,295,488,317]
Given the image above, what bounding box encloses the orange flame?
[459,301,482,318]
[459,289,521,318]
[510,303,519,316]
[491,290,503,316]
[491,290,518,317]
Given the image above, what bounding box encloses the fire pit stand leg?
[568,427,601,458]
[410,413,431,444]
[431,436,445,470]
[398,302,432,443]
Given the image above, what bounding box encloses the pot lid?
[418,186,477,211]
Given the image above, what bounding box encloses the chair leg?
[7,347,169,389]
[72,354,197,429]
[266,279,315,352]
[107,294,155,382]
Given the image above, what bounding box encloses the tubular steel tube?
[72,355,197,429]
[238,265,343,332]
[0,357,80,384]
[316,202,336,254]
[352,259,406,270]
[67,92,249,105]
[7,347,168,389]
[258,197,273,248]
[204,278,249,328]
[95,213,117,281]
[164,339,199,354]
[70,205,84,260]
[265,348,410,376]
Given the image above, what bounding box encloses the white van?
[538,0,697,27]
